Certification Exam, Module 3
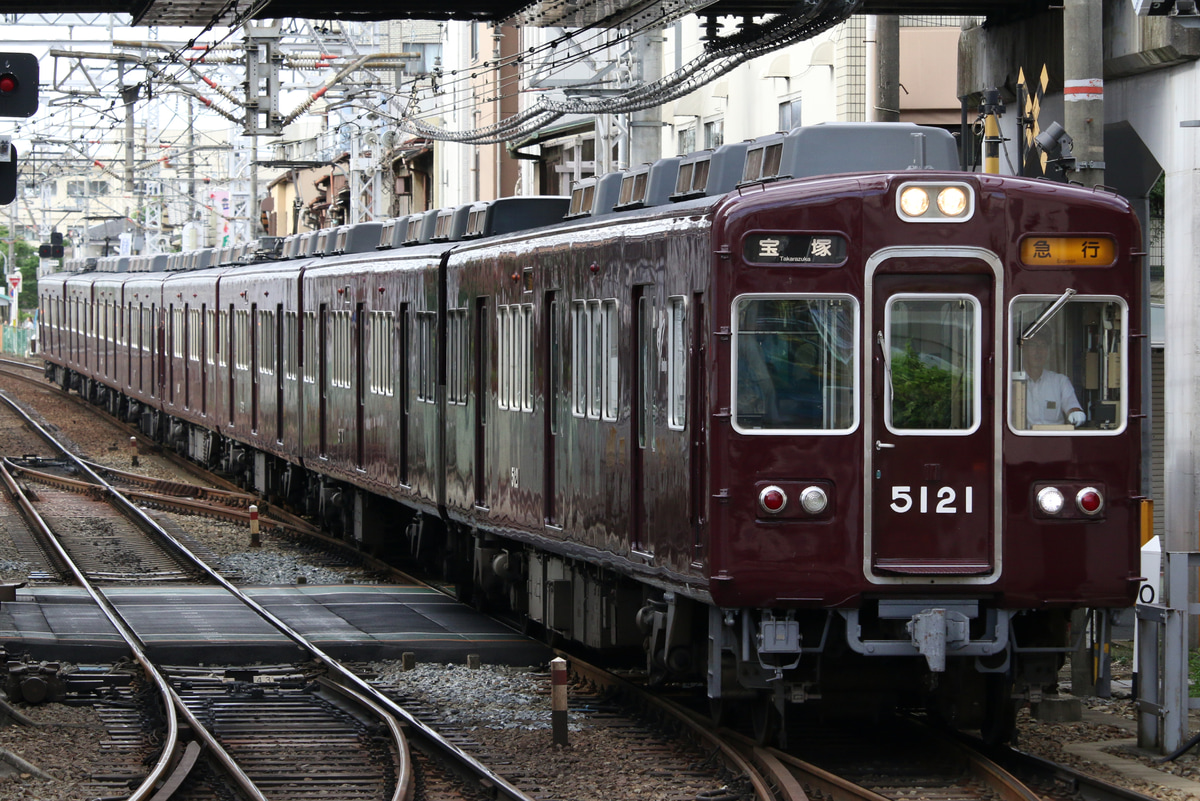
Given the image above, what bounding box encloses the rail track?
[0,389,533,801]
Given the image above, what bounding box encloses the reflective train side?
[38,122,1144,743]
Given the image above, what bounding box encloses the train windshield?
[1009,295,1127,434]
[733,294,857,433]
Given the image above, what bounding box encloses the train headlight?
[899,186,929,216]
[1036,486,1066,515]
[1076,487,1104,515]
[799,486,828,515]
[896,181,974,222]
[759,485,788,515]
[936,186,969,216]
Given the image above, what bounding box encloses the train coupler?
[841,602,1010,672]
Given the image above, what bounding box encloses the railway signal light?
[0,53,37,207]
[0,142,14,206]
[38,231,63,259]
[0,53,38,118]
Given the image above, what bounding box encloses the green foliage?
[891,345,952,429]
[0,226,41,312]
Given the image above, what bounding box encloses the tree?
[0,226,40,314]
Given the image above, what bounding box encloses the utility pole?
[874,15,900,122]
[119,60,138,194]
[1064,0,1105,701]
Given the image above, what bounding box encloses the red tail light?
[1076,487,1104,515]
[759,486,787,515]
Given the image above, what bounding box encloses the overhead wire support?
[401,0,861,145]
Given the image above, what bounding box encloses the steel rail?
[0,458,187,801]
[560,656,777,801]
[0,391,530,801]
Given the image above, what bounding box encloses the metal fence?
[1,326,33,357]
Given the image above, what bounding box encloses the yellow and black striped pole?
[982,89,1003,175]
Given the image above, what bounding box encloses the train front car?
[705,172,1143,742]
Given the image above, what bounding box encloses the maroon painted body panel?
[445,210,713,590]
[37,169,1142,643]
[705,173,1142,611]
[215,263,303,459]
[300,248,443,516]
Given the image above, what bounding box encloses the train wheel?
[980,673,1018,746]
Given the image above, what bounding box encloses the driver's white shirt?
[1025,369,1081,425]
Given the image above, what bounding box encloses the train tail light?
[1036,486,1066,515]
[759,486,788,515]
[1076,487,1104,515]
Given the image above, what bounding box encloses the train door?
[631,285,654,555]
[688,293,707,548]
[319,304,328,457]
[399,304,410,484]
[473,297,488,507]
[168,304,176,406]
[156,304,166,401]
[355,302,365,468]
[227,306,235,424]
[183,305,191,410]
[275,304,284,443]
[544,291,561,527]
[867,251,1001,581]
[250,303,259,434]
[201,306,209,417]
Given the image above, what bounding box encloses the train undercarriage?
[50,363,1077,746]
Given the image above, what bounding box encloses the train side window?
[570,298,618,421]
[371,311,396,397]
[1009,296,1126,434]
[885,295,979,434]
[190,308,202,364]
[234,310,251,371]
[173,306,185,359]
[258,309,276,377]
[497,304,534,413]
[284,312,298,380]
[303,311,317,383]
[206,309,217,367]
[732,294,858,434]
[571,301,588,417]
[667,296,687,430]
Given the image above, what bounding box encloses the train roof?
[150,123,961,272]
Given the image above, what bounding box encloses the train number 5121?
[889,486,975,514]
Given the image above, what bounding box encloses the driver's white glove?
[1068,410,1086,426]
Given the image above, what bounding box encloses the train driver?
[1022,332,1085,427]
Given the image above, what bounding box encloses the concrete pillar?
[1063,0,1104,187]
[629,31,662,167]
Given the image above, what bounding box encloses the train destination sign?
[1020,235,1115,266]
[743,233,847,265]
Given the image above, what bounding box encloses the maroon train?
[39,123,1145,742]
